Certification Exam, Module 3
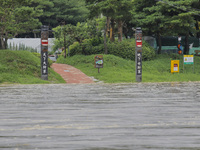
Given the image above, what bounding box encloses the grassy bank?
[57,54,200,83]
[0,50,65,84]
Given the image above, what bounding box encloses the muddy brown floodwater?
[1,82,200,150]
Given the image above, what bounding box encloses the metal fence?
[144,36,200,54]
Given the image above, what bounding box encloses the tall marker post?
[135,27,142,82]
[34,25,53,80]
[41,25,49,80]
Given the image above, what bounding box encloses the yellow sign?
[184,55,194,64]
[171,60,179,73]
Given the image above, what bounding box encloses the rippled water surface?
[1,83,200,150]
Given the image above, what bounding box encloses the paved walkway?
[51,63,95,84]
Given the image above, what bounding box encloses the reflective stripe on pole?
[41,40,48,46]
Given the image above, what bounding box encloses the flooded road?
[1,82,200,150]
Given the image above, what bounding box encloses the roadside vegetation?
[1,0,200,84]
[65,38,156,61]
[1,49,200,84]
[57,54,200,83]
[0,50,65,84]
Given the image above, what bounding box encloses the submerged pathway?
[1,83,200,149]
[51,63,94,84]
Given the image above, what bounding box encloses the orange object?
[178,50,182,54]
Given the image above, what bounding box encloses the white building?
[7,38,55,53]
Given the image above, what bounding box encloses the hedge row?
[68,38,156,61]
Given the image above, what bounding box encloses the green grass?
[1,50,199,84]
[0,50,65,84]
[57,53,200,83]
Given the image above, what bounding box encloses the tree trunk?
[195,20,200,38]
[117,20,123,42]
[157,31,162,54]
[4,37,8,49]
[123,23,128,39]
[0,36,6,49]
[104,26,108,54]
[184,33,189,54]
[106,17,110,36]
[0,38,2,49]
[110,18,115,42]
[64,31,66,58]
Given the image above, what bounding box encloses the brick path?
[51,63,95,84]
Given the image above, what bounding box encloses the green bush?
[69,38,156,61]
[69,42,82,56]
[106,39,156,61]
[142,41,156,61]
[107,39,134,60]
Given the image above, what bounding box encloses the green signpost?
[95,55,103,73]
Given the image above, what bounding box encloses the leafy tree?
[191,0,200,38]
[113,0,133,42]
[85,0,133,42]
[53,20,102,55]
[0,0,42,49]
[158,0,199,54]
[16,0,89,38]
[42,0,89,28]
[132,0,166,54]
[31,0,54,28]
[132,0,199,54]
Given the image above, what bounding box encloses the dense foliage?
[53,20,102,54]
[132,0,199,54]
[0,0,43,49]
[52,0,200,56]
[1,0,200,55]
[39,0,89,28]
[85,0,133,42]
[67,38,155,61]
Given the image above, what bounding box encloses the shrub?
[142,41,156,61]
[68,38,156,61]
[107,39,135,60]
[82,37,104,55]
[106,39,156,61]
[69,42,82,56]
